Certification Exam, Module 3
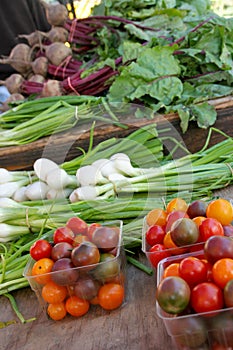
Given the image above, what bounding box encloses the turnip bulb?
[46,27,69,43]
[18,31,43,47]
[41,79,62,97]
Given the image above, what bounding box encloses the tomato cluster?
[144,197,233,268]
[28,217,125,321]
[156,236,233,314]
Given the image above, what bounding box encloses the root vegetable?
[31,56,48,77]
[0,74,24,94]
[40,0,69,26]
[46,27,69,43]
[0,94,25,112]
[44,42,72,66]
[41,79,63,97]
[18,31,43,47]
[0,43,32,75]
[28,74,45,83]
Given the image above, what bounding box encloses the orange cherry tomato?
[192,216,206,228]
[47,302,67,321]
[42,281,67,304]
[166,198,188,214]
[65,295,90,317]
[31,258,54,285]
[98,283,124,310]
[212,258,233,289]
[206,198,233,225]
[146,208,167,227]
[163,232,188,255]
[162,263,180,279]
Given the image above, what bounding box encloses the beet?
[44,42,72,66]
[0,73,24,94]
[31,56,48,77]
[18,31,43,47]
[0,43,32,75]
[46,27,69,43]
[40,1,68,26]
[41,79,63,97]
[0,93,25,112]
[28,74,45,83]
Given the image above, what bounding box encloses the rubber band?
[225,163,233,177]
[74,106,79,121]
[67,76,80,95]
[54,55,72,80]
[68,18,78,44]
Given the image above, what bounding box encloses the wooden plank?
[0,103,233,171]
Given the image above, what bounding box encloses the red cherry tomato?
[199,218,224,242]
[146,225,166,246]
[178,256,208,287]
[66,217,88,235]
[30,239,52,261]
[87,223,101,240]
[53,226,75,245]
[191,282,224,314]
[148,244,170,268]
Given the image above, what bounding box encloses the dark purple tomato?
[91,226,119,252]
[156,276,191,314]
[204,235,233,264]
[224,279,233,308]
[51,258,79,285]
[74,276,100,300]
[71,241,100,267]
[51,242,73,261]
[170,218,199,246]
[187,200,208,219]
[223,224,233,237]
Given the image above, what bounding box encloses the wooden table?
[1,254,174,350]
[1,186,233,350]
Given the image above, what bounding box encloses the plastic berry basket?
[23,220,127,320]
[156,251,233,350]
[141,217,204,272]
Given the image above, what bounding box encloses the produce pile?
[0,0,233,134]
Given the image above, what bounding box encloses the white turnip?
[18,31,43,47]
[31,56,48,77]
[0,43,32,75]
[44,42,72,66]
[0,73,24,94]
[40,1,69,26]
[28,74,45,83]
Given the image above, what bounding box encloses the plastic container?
[142,217,204,272]
[156,251,233,350]
[24,220,127,320]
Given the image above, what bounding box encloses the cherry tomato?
[145,225,166,246]
[206,198,233,225]
[42,281,67,304]
[190,282,223,314]
[30,239,52,261]
[199,218,224,242]
[156,276,191,314]
[65,295,90,317]
[163,231,188,255]
[162,263,180,279]
[212,258,233,289]
[187,200,208,219]
[53,226,75,245]
[87,223,101,240]
[66,217,88,235]
[47,302,67,321]
[98,283,124,310]
[178,256,208,287]
[166,198,188,214]
[31,258,54,285]
[165,210,189,233]
[223,279,233,308]
[148,243,170,268]
[146,208,167,227]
